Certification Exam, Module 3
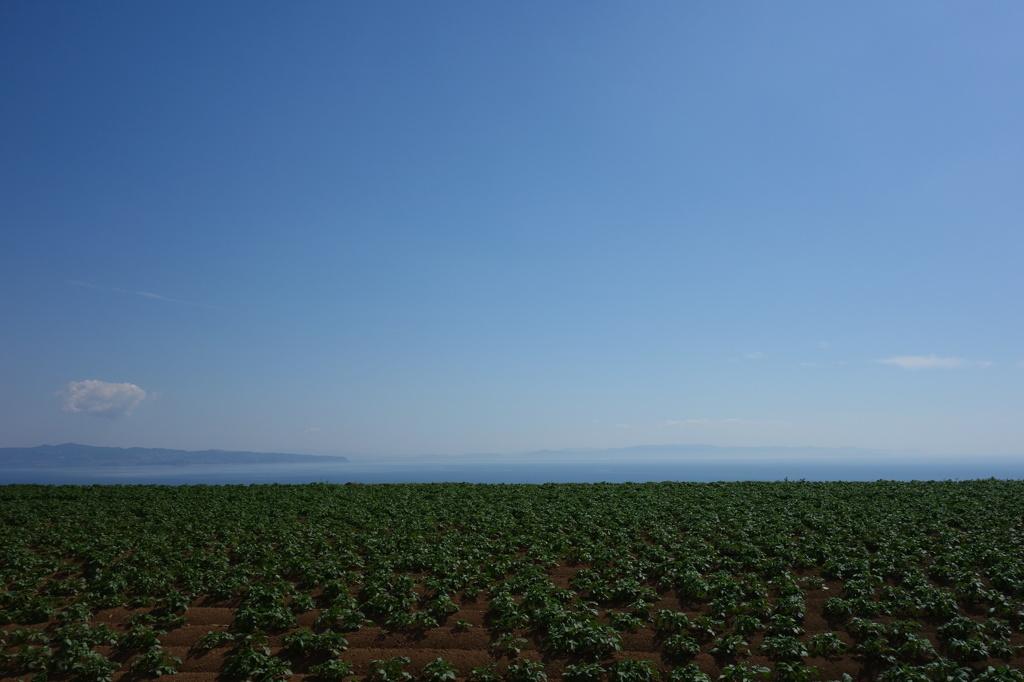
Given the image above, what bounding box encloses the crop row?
[1,480,1023,681]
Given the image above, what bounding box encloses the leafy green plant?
[543,618,621,658]
[281,628,349,657]
[609,611,645,631]
[309,659,355,681]
[56,602,92,623]
[945,636,989,662]
[807,632,846,657]
[120,624,165,650]
[420,657,459,682]
[876,663,932,682]
[77,650,119,682]
[664,633,701,661]
[290,592,316,613]
[222,637,292,682]
[717,663,771,682]
[759,635,808,661]
[607,659,659,682]
[563,662,605,682]
[316,606,369,632]
[666,664,711,682]
[654,610,689,634]
[773,662,819,682]
[689,616,723,640]
[491,632,528,656]
[733,614,762,635]
[505,659,547,682]
[195,630,236,650]
[975,667,1024,682]
[709,634,749,661]
[15,644,52,673]
[130,646,182,677]
[368,657,413,682]
[468,662,502,682]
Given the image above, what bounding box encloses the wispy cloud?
[135,291,221,309]
[876,355,992,370]
[304,427,322,433]
[57,380,148,417]
[662,418,787,427]
[68,281,220,309]
[743,351,766,360]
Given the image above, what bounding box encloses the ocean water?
[1,455,1022,485]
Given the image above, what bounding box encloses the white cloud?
[304,427,322,433]
[662,418,787,427]
[744,351,766,360]
[876,355,992,370]
[663,419,710,426]
[58,380,148,417]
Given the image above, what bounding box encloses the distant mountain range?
[0,442,926,470]
[0,443,347,467]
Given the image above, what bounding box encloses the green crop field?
[1,481,1023,682]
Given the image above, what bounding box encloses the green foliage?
[68,649,118,682]
[195,630,236,650]
[309,659,355,681]
[976,667,1024,682]
[759,635,808,661]
[420,657,459,682]
[468,662,502,682]
[368,657,413,682]
[654,610,689,634]
[608,610,645,631]
[120,624,165,651]
[808,632,846,657]
[773,662,819,682]
[505,659,547,682]
[709,634,749,661]
[281,628,348,657]
[664,633,701,661]
[316,605,369,632]
[4,480,1024,682]
[717,663,771,682]
[563,662,606,682]
[491,633,528,656]
[667,664,711,682]
[130,646,182,677]
[607,659,659,682]
[222,635,292,682]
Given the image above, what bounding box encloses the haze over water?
[4,453,1022,486]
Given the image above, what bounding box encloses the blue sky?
[2,2,1022,458]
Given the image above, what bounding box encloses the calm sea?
[1,455,1022,485]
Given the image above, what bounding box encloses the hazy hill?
[0,443,347,467]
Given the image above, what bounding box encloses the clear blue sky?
[2,2,1022,458]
